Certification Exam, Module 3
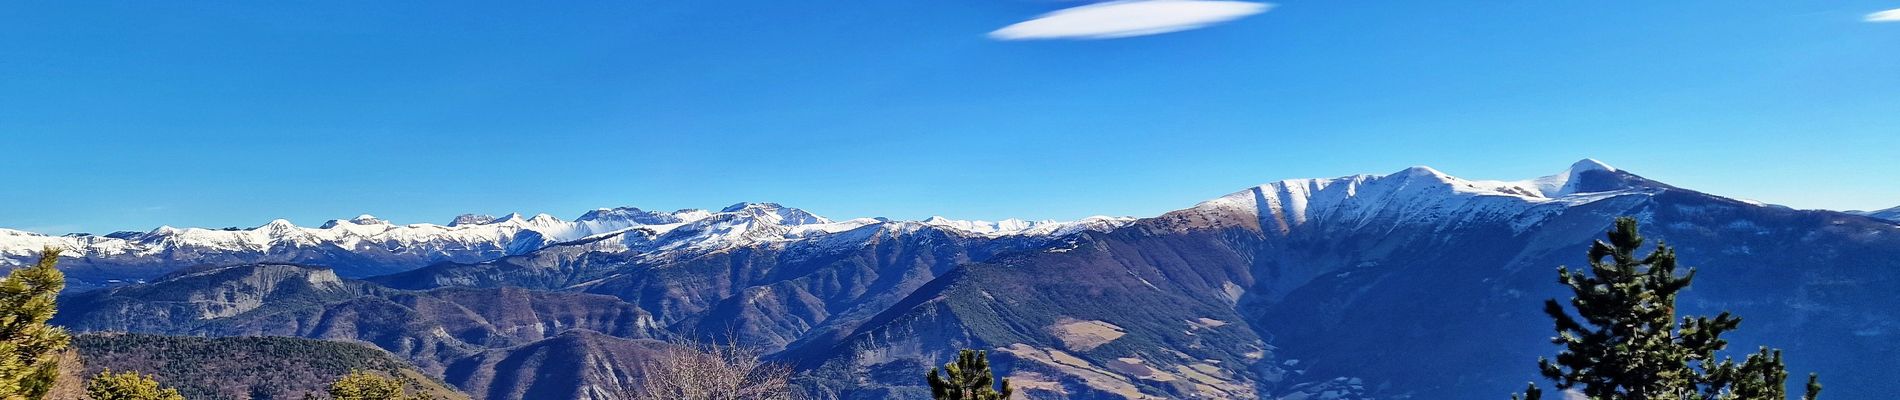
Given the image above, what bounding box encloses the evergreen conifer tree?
[926,349,1012,400]
[1514,217,1821,400]
[84,370,184,400]
[0,248,70,400]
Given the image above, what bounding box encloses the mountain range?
[0,203,1132,291]
[67,333,465,400]
[19,159,1900,399]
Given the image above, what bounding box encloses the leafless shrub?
[625,336,794,400]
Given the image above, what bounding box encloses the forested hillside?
[72,333,465,400]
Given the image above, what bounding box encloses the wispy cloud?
[1869,7,1900,22]
[990,0,1272,41]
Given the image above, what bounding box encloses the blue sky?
[2,1,1898,234]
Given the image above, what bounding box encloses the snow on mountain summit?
[921,216,1137,237]
[8,160,1642,271]
[1516,158,1617,198]
[1185,159,1653,233]
[0,159,1679,290]
[449,214,499,226]
[1396,158,1624,199]
[0,201,1134,284]
[718,203,830,225]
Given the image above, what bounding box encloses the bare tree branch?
[621,335,794,400]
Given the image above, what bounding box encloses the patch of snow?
[921,216,1137,237]
[1187,159,1651,234]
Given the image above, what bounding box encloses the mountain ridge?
[1,202,1136,290]
[42,159,1900,399]
[1849,205,1900,222]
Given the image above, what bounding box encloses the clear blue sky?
[3,1,1898,234]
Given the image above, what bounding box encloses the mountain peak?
[448,214,498,226]
[719,203,828,225]
[720,202,782,213]
[1392,166,1453,181]
[1524,158,1642,198]
[575,207,684,225]
[919,216,1135,237]
[1568,158,1616,174]
[1186,159,1660,232]
[320,214,390,229]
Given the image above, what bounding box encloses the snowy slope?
[501,159,1671,293]
[0,209,687,261]
[442,202,1142,268]
[0,158,1683,290]
[1182,159,1662,234]
[0,202,1137,288]
[920,215,1138,237]
[47,158,1900,400]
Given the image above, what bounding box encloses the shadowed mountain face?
[49,161,1900,400]
[371,222,1091,353]
[802,165,1900,399]
[1850,205,1900,222]
[444,330,670,400]
[55,264,663,374]
[53,223,1068,399]
[3,201,1132,292]
[71,333,467,400]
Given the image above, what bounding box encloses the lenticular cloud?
[989,0,1272,41]
[1869,7,1900,22]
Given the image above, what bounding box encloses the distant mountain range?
[33,160,1900,399]
[0,203,1132,291]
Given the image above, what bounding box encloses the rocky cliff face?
[801,163,1900,399]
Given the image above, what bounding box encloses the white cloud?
[1869,7,1900,22]
[990,0,1272,41]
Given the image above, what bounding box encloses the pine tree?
[926,349,1013,400]
[1514,217,1821,400]
[84,370,185,400]
[0,247,70,400]
[326,370,433,400]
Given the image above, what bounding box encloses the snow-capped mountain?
[808,159,1900,399]
[920,215,1136,237]
[1181,158,1655,233]
[49,159,1900,400]
[0,203,1133,290]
